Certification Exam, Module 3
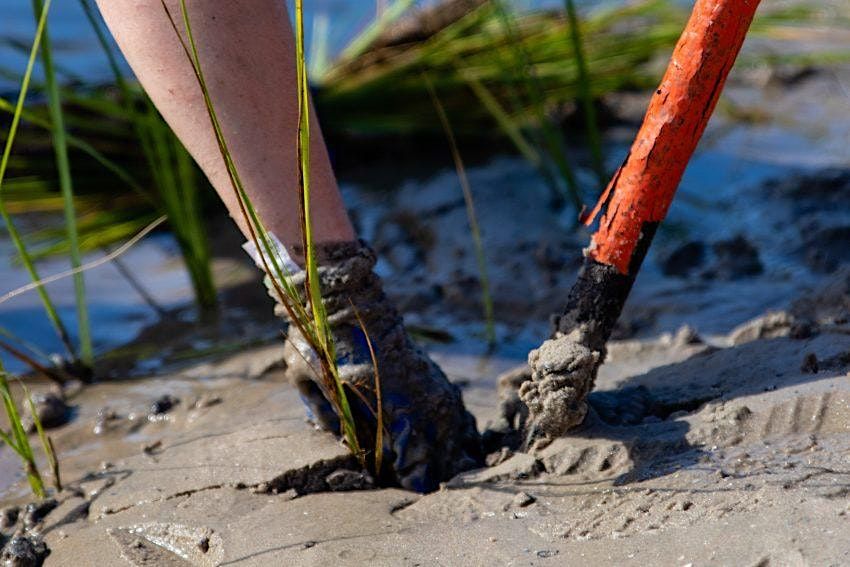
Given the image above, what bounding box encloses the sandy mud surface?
[2,310,850,566]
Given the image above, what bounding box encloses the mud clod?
[729,311,794,345]
[661,241,706,277]
[521,333,600,439]
[23,392,70,432]
[149,395,180,417]
[485,447,514,467]
[672,325,703,346]
[22,500,58,531]
[801,353,819,374]
[0,535,49,567]
[324,469,374,492]
[511,492,536,508]
[705,236,763,280]
[191,395,222,410]
[802,225,850,273]
[0,508,19,532]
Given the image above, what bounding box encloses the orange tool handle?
[584,0,761,274]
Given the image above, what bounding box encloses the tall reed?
[294,0,363,459]
[0,0,59,492]
[30,0,92,365]
[0,0,78,363]
[564,0,606,189]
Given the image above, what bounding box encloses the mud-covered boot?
[262,240,481,492]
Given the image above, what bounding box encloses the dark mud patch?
[1,534,50,567]
[659,236,763,280]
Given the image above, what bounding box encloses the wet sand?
[2,309,849,566]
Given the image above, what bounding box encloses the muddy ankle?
[262,239,482,491]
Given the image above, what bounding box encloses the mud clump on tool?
[267,240,481,493]
[520,333,599,438]
[520,254,640,442]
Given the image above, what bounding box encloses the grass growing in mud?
[0,359,61,498]
[30,0,93,367]
[160,0,390,468]
[0,0,81,368]
[563,0,605,187]
[0,0,63,499]
[0,0,840,296]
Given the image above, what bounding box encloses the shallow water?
[0,232,196,373]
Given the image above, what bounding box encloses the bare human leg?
[96,0,481,492]
[95,0,352,248]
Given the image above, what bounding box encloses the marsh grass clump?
[0,0,96,381]
[316,0,845,207]
[0,0,842,285]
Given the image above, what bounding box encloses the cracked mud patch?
[91,421,356,518]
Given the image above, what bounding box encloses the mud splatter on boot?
[265,241,481,492]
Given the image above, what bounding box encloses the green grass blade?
[31,0,92,366]
[565,0,605,189]
[0,363,45,498]
[0,0,77,361]
[22,382,61,492]
[424,74,495,346]
[351,302,383,474]
[338,0,416,64]
[295,0,361,459]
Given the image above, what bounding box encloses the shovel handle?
[583,0,761,274]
